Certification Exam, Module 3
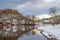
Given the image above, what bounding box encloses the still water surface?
[18,31,47,40]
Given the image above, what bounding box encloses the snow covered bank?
[38,24,60,40]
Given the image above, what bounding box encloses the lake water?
[18,24,60,40]
[18,31,47,40]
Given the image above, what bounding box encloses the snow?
[12,26,18,32]
[18,24,60,40]
[21,20,25,24]
[3,26,18,32]
[38,24,60,40]
[12,19,18,24]
[6,20,11,23]
[3,27,11,32]
[2,18,60,40]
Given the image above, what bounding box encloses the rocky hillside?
[0,9,33,22]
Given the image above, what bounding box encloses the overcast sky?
[0,0,60,16]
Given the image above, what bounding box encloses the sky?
[0,0,60,16]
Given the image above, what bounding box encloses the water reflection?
[18,31,47,40]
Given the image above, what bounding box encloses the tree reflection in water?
[18,31,47,40]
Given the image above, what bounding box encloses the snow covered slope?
[38,24,60,40]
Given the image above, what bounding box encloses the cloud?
[42,0,56,3]
[16,0,58,9]
[0,0,60,16]
[16,0,60,16]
